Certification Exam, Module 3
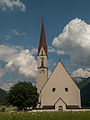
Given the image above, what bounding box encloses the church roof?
[40,61,79,92]
[38,18,47,55]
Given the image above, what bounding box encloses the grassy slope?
[0,112,90,120]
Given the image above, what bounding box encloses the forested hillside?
[0,88,8,105]
[77,77,90,107]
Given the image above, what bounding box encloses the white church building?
[37,18,81,110]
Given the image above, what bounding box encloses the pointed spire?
[38,17,47,55]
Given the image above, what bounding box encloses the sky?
[0,0,90,91]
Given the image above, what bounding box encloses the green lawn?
[0,111,90,120]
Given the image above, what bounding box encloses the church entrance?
[58,106,63,111]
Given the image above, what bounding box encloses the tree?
[8,81,39,110]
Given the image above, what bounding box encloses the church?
[37,18,81,110]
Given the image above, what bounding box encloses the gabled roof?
[38,18,47,55]
[54,97,67,106]
[40,61,79,92]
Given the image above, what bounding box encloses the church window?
[65,88,68,92]
[52,88,56,92]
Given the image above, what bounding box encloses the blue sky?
[0,0,90,90]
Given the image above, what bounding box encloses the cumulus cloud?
[6,49,37,78]
[0,0,26,12]
[0,45,37,90]
[0,45,21,60]
[72,68,90,78]
[52,18,90,66]
[0,45,37,78]
[0,83,13,91]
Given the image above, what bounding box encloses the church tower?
[37,18,48,93]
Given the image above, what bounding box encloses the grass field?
[0,111,90,120]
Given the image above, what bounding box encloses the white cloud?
[12,29,26,36]
[0,45,37,79]
[0,45,22,60]
[48,46,56,53]
[56,50,64,55]
[0,83,13,91]
[0,34,11,40]
[0,68,4,77]
[31,48,37,55]
[48,46,64,55]
[5,35,11,40]
[52,18,90,66]
[72,68,90,78]
[6,49,37,78]
[85,68,90,71]
[0,0,26,12]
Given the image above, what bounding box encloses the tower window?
[52,88,56,92]
[65,88,68,92]
[41,58,44,67]
[41,50,43,55]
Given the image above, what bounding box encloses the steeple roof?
[38,18,47,55]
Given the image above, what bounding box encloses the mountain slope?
[77,77,90,107]
[0,88,8,105]
[77,77,90,89]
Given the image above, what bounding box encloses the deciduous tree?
[8,82,39,110]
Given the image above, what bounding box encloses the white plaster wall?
[41,62,81,109]
[37,47,48,93]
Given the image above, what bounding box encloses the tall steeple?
[37,17,48,95]
[38,18,47,56]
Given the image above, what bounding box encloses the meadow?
[0,111,90,120]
